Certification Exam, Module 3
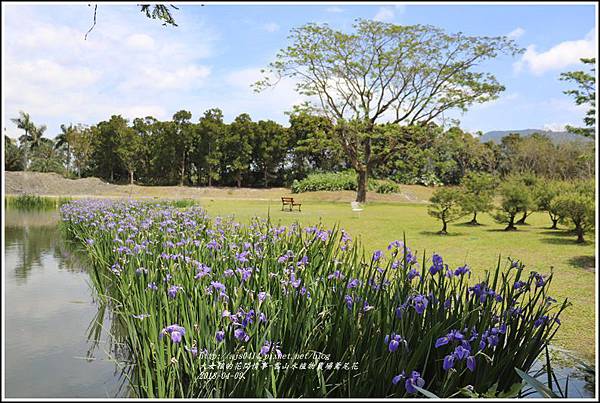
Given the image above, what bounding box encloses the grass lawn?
[198,198,596,361]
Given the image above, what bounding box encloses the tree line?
[5,109,594,188]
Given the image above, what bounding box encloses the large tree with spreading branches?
[255,19,522,202]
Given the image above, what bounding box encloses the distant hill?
[477,129,592,144]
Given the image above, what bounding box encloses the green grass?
[4,194,72,210]
[198,199,596,361]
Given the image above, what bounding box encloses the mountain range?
[477,129,593,143]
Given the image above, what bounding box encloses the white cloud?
[6,59,101,90]
[126,33,155,50]
[222,67,308,123]
[2,4,218,134]
[262,22,280,33]
[120,65,211,91]
[373,5,406,22]
[123,105,168,121]
[374,7,395,22]
[543,122,567,132]
[507,27,525,40]
[514,29,597,75]
[325,6,344,13]
[225,68,264,88]
[472,92,519,110]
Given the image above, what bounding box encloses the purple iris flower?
[429,253,444,275]
[237,267,253,282]
[148,282,158,291]
[435,329,464,348]
[344,295,354,310]
[258,313,267,323]
[454,264,471,277]
[385,334,404,352]
[454,345,469,360]
[443,354,455,370]
[347,278,360,289]
[407,268,420,281]
[234,328,249,342]
[327,270,345,280]
[236,251,250,263]
[290,273,301,288]
[514,280,527,289]
[534,315,549,327]
[258,291,267,302]
[216,330,225,342]
[185,345,198,357]
[260,341,283,358]
[135,267,148,276]
[372,250,384,262]
[297,255,309,267]
[194,264,211,279]
[387,240,403,251]
[533,273,547,288]
[167,285,183,298]
[466,356,476,372]
[160,324,185,343]
[405,371,425,394]
[210,281,226,292]
[392,372,405,385]
[412,294,428,315]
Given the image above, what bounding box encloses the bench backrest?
[281,197,294,203]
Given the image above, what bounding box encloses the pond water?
[2,208,595,398]
[4,209,130,398]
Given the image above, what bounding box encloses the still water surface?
[3,208,595,398]
[4,209,129,398]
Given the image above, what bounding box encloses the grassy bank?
[4,194,72,210]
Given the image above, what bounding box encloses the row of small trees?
[428,173,595,243]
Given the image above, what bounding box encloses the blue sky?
[2,2,597,139]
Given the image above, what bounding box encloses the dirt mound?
[4,171,118,196]
[4,171,431,203]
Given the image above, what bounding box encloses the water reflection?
[4,208,130,398]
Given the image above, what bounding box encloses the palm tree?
[55,124,74,174]
[11,111,35,140]
[11,111,46,151]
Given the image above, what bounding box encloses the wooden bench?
[281,197,301,212]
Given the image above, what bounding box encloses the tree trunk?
[130,170,134,185]
[440,220,448,235]
[236,176,241,188]
[356,168,368,203]
[180,152,185,186]
[264,166,269,188]
[505,214,517,231]
[469,212,479,225]
[110,167,114,183]
[208,174,212,187]
[516,210,528,225]
[550,218,559,230]
[576,225,585,243]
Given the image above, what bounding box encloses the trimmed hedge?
[291,171,401,194]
